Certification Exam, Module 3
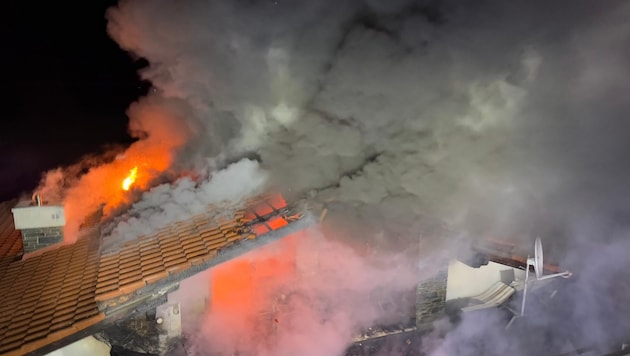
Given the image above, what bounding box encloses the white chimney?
[11,195,65,253]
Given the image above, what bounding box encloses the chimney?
[11,194,65,253]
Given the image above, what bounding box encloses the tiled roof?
[0,199,23,267]
[0,232,103,355]
[0,193,302,355]
[473,238,565,274]
[95,194,292,308]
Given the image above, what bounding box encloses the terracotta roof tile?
[198,226,219,234]
[219,221,238,230]
[0,341,23,354]
[140,255,163,268]
[253,202,274,217]
[119,280,147,295]
[140,265,164,278]
[100,253,118,262]
[29,314,53,328]
[0,193,301,354]
[227,233,247,243]
[140,252,161,263]
[166,261,191,275]
[37,302,57,316]
[184,245,207,257]
[118,265,140,277]
[73,308,98,321]
[162,244,182,257]
[0,229,102,354]
[1,334,25,348]
[119,273,142,288]
[162,245,184,258]
[178,229,201,244]
[7,322,30,337]
[143,270,169,285]
[49,319,74,333]
[180,236,198,246]
[58,287,80,299]
[77,290,95,301]
[189,251,218,266]
[206,241,227,251]
[25,322,53,339]
[164,257,187,269]
[252,223,271,236]
[267,193,288,210]
[204,233,226,243]
[137,240,155,249]
[141,260,163,272]
[0,200,23,266]
[93,195,294,305]
[51,311,74,325]
[22,329,49,343]
[182,239,206,251]
[96,270,118,283]
[242,211,257,223]
[266,216,289,230]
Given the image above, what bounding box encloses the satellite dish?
[516,237,572,318]
[533,237,543,279]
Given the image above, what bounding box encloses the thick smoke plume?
[102,158,267,247]
[31,0,630,353]
[103,0,630,245]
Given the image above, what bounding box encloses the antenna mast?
[519,237,572,316]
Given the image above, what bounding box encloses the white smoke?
[103,158,267,245]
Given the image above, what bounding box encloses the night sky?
[0,1,146,201]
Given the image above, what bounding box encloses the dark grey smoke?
[104,0,630,354]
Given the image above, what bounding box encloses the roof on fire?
[0,193,305,355]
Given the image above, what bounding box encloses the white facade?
[45,336,110,356]
[11,205,65,229]
[446,260,525,301]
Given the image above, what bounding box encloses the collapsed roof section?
[0,193,309,355]
[465,238,566,274]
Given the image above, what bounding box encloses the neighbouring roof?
[0,200,23,267]
[470,238,565,274]
[0,233,102,355]
[0,193,305,355]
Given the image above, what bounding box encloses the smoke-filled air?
[33,0,630,354]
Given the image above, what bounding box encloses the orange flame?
[57,98,195,242]
[122,166,138,191]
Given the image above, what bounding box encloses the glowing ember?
[122,166,138,191]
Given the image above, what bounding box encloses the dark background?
[0,1,146,200]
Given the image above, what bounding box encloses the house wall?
[166,231,304,337]
[416,269,448,331]
[45,336,110,356]
[446,260,524,301]
[167,268,212,330]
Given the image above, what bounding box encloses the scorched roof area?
[3,0,630,355]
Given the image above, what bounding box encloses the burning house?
[6,1,630,355]
[0,192,314,355]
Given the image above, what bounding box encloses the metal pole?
[520,260,530,316]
